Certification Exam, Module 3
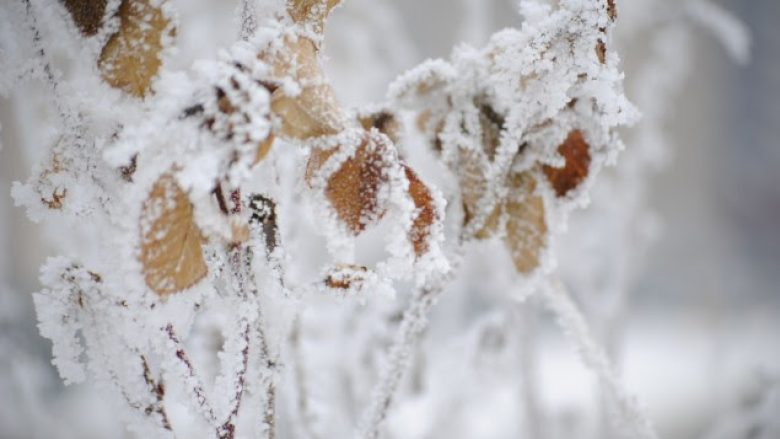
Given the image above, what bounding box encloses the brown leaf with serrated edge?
[61,0,107,36]
[404,165,436,257]
[269,37,344,139]
[504,173,547,274]
[140,175,207,296]
[98,0,172,97]
[306,136,390,234]
[542,130,591,197]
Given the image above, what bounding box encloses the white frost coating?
[4,0,751,437]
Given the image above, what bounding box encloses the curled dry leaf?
[542,130,591,197]
[98,0,172,97]
[359,111,401,145]
[503,173,547,274]
[404,165,437,257]
[269,37,344,139]
[140,175,207,296]
[61,0,108,36]
[323,263,369,290]
[306,136,390,235]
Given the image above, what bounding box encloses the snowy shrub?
[0,0,759,438]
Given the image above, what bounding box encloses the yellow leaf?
[542,130,591,198]
[140,175,207,296]
[98,0,172,97]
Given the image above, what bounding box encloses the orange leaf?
[306,136,390,234]
[403,165,437,257]
[542,130,591,197]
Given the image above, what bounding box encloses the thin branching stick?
[543,277,659,439]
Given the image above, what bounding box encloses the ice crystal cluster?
[0,0,760,438]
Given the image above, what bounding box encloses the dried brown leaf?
[404,165,436,257]
[140,175,207,296]
[595,40,607,64]
[254,134,275,164]
[98,0,172,97]
[607,0,617,21]
[269,38,344,139]
[542,130,591,197]
[503,173,547,274]
[61,0,107,36]
[306,136,390,234]
[287,0,341,24]
[326,139,389,234]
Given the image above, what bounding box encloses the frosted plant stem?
[22,0,77,128]
[256,319,276,439]
[543,277,659,439]
[217,319,251,439]
[513,303,544,439]
[238,0,258,42]
[141,355,174,433]
[356,282,448,439]
[290,315,319,439]
[164,324,219,428]
[229,243,277,439]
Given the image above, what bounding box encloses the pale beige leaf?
[98,0,172,97]
[269,37,344,139]
[503,173,547,274]
[140,175,207,296]
[287,0,341,24]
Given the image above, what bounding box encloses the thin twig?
[216,318,251,439]
[542,277,659,439]
[164,324,219,427]
[238,0,258,41]
[22,0,79,128]
[290,315,319,439]
[356,283,446,439]
[512,303,544,439]
[141,355,174,432]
